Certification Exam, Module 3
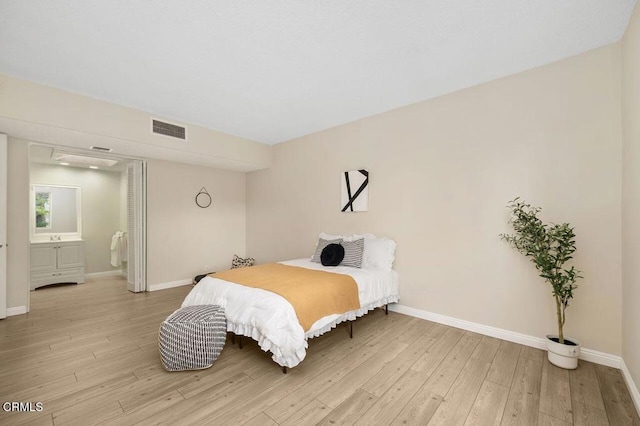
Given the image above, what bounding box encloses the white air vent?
[152,119,187,140]
[90,146,113,152]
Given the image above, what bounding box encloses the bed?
[181,234,399,370]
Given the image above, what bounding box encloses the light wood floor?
[0,277,638,426]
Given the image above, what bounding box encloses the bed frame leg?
[349,321,353,339]
[230,333,235,344]
[282,366,287,374]
[238,335,243,349]
[385,304,388,315]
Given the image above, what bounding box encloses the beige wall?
[146,159,246,286]
[622,1,640,396]
[30,162,122,274]
[0,73,272,172]
[247,45,623,355]
[6,138,29,310]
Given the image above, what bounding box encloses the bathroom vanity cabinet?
[30,240,85,290]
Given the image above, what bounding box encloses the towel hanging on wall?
[111,231,127,267]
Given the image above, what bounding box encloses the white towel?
[119,233,128,263]
[111,233,121,267]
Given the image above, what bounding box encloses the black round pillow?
[321,243,345,267]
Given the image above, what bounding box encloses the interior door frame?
[127,160,147,293]
[26,143,147,308]
[0,134,7,319]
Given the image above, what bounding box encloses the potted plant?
[500,198,583,369]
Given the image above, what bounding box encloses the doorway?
[0,134,7,318]
[27,144,147,299]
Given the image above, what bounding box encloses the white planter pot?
[546,335,581,369]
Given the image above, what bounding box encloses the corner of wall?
[6,138,30,310]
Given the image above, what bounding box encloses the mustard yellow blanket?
[214,263,360,331]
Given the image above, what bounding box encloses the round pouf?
[159,305,226,371]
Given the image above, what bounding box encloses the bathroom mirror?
[31,184,82,241]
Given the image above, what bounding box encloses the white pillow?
[351,233,376,242]
[319,232,348,241]
[319,232,377,242]
[362,237,397,271]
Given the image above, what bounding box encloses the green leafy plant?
[500,198,582,344]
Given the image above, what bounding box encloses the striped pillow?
[340,238,364,268]
[311,238,343,263]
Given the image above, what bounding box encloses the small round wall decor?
[195,187,212,208]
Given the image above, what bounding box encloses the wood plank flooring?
[0,277,638,425]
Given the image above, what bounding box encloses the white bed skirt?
[226,295,399,368]
[182,259,400,368]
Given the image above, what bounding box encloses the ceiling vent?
[152,118,187,140]
[90,146,113,152]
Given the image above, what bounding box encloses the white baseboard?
[148,278,192,292]
[580,347,622,368]
[388,304,622,368]
[7,306,27,316]
[85,270,125,279]
[621,360,640,417]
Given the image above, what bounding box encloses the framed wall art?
[341,169,368,212]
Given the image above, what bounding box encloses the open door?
[127,160,146,292]
[0,135,7,318]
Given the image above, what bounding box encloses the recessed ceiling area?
[0,1,636,144]
[30,145,127,172]
[52,152,119,168]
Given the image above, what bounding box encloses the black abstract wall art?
[341,169,368,212]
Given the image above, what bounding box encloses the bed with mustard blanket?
[181,258,399,368]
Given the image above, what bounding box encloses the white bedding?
[181,258,399,368]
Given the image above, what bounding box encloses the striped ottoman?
[159,305,226,371]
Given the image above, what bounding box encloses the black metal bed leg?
[385,304,388,315]
[238,335,243,349]
[282,366,287,374]
[349,321,353,339]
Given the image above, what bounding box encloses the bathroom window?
[35,191,51,229]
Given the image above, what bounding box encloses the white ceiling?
[0,1,636,145]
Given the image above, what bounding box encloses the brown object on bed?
[214,263,360,331]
